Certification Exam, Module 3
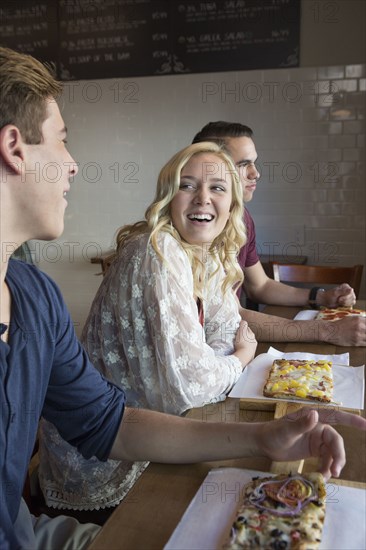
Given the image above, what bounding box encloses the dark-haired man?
[193,122,366,346]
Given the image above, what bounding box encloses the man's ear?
[0,125,25,175]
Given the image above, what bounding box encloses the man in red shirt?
[193,122,365,346]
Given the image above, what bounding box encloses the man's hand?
[111,405,365,482]
[320,315,366,346]
[259,408,366,481]
[319,283,356,308]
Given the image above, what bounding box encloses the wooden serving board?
[267,401,363,476]
[270,402,305,475]
[239,397,362,415]
[239,398,276,411]
[328,478,366,489]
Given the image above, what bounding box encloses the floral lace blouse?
[38,231,242,510]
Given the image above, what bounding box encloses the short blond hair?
[117,142,246,296]
[0,47,62,144]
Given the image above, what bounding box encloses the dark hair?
[0,47,61,144]
[192,121,253,145]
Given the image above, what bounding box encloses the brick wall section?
[34,63,365,333]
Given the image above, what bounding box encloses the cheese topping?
[263,359,334,403]
[227,474,326,550]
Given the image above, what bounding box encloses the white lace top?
[38,231,242,510]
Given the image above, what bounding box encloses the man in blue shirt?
[1,47,365,550]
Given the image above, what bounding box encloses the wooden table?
[89,305,366,550]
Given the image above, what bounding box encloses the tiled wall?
[33,63,365,334]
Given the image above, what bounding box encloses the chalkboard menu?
[0,1,58,66]
[58,0,171,79]
[171,1,300,74]
[0,0,300,80]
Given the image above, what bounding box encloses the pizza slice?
[316,307,366,322]
[227,473,326,550]
[263,359,333,403]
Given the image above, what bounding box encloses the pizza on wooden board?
[227,473,326,550]
[316,307,366,321]
[263,359,334,404]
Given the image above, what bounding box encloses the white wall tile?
[348,92,365,106]
[300,135,330,149]
[332,79,358,92]
[317,67,345,79]
[39,63,366,333]
[343,149,362,161]
[343,120,365,134]
[329,135,357,148]
[345,65,365,78]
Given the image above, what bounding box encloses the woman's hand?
[233,319,257,367]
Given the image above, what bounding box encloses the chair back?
[101,252,117,275]
[272,263,363,298]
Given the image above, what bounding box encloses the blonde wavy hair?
[116,142,246,298]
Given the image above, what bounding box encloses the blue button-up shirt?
[0,259,125,549]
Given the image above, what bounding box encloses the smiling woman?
[38,141,258,512]
[170,152,233,247]
[118,142,247,298]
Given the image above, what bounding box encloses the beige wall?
[26,1,365,335]
[32,62,365,335]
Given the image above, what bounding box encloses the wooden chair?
[22,440,112,524]
[101,251,117,275]
[272,263,363,298]
[90,250,117,276]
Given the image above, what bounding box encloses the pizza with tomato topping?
[316,307,366,321]
[227,473,326,550]
[263,359,334,403]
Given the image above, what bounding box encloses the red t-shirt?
[238,209,259,269]
[237,209,259,298]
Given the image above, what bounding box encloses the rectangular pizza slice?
[263,359,333,403]
[227,473,326,550]
[316,307,366,322]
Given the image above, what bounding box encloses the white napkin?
[267,346,349,365]
[294,310,319,320]
[228,348,364,409]
[165,468,366,550]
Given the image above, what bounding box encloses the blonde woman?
[38,142,257,511]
